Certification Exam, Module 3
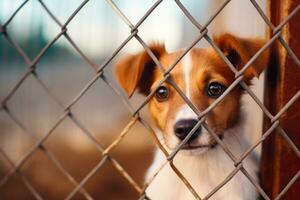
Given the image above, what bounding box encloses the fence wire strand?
[0,0,299,199]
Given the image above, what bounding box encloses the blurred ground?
[0,138,154,200]
[0,61,155,199]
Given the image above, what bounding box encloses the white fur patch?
[175,105,198,121]
[175,52,195,122]
[182,52,192,99]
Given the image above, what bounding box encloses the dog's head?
[115,34,269,154]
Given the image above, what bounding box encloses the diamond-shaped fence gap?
[80,158,140,200]
[37,0,84,25]
[108,118,156,186]
[240,81,270,154]
[245,0,271,32]
[0,36,29,97]
[65,0,131,62]
[207,0,268,37]
[134,96,161,136]
[0,1,28,24]
[127,0,198,50]
[0,172,37,200]
[0,28,24,62]
[0,110,36,165]
[228,122,269,169]
[145,158,204,199]
[34,36,96,106]
[42,116,104,183]
[173,0,228,40]
[5,74,63,139]
[3,0,60,60]
[212,169,264,199]
[201,168,259,200]
[142,156,168,191]
[18,147,78,199]
[71,76,132,148]
[111,0,158,25]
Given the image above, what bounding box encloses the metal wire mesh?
[0,0,299,199]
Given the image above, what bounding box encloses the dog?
[115,34,269,200]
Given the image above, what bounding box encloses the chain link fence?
[0,0,299,199]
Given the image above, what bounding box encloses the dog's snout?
[173,119,201,141]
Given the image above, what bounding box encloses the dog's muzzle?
[173,119,201,142]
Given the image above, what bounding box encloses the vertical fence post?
[261,0,300,198]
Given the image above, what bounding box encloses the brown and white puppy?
[115,34,269,200]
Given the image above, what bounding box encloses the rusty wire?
[0,0,299,199]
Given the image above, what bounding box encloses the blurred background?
[0,0,267,199]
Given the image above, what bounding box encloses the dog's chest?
[145,147,258,200]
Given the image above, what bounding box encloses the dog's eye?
[155,86,169,102]
[207,82,225,98]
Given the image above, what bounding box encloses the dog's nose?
[173,119,201,141]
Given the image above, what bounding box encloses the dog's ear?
[214,33,270,82]
[115,43,166,97]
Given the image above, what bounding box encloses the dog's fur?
[115,34,269,199]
